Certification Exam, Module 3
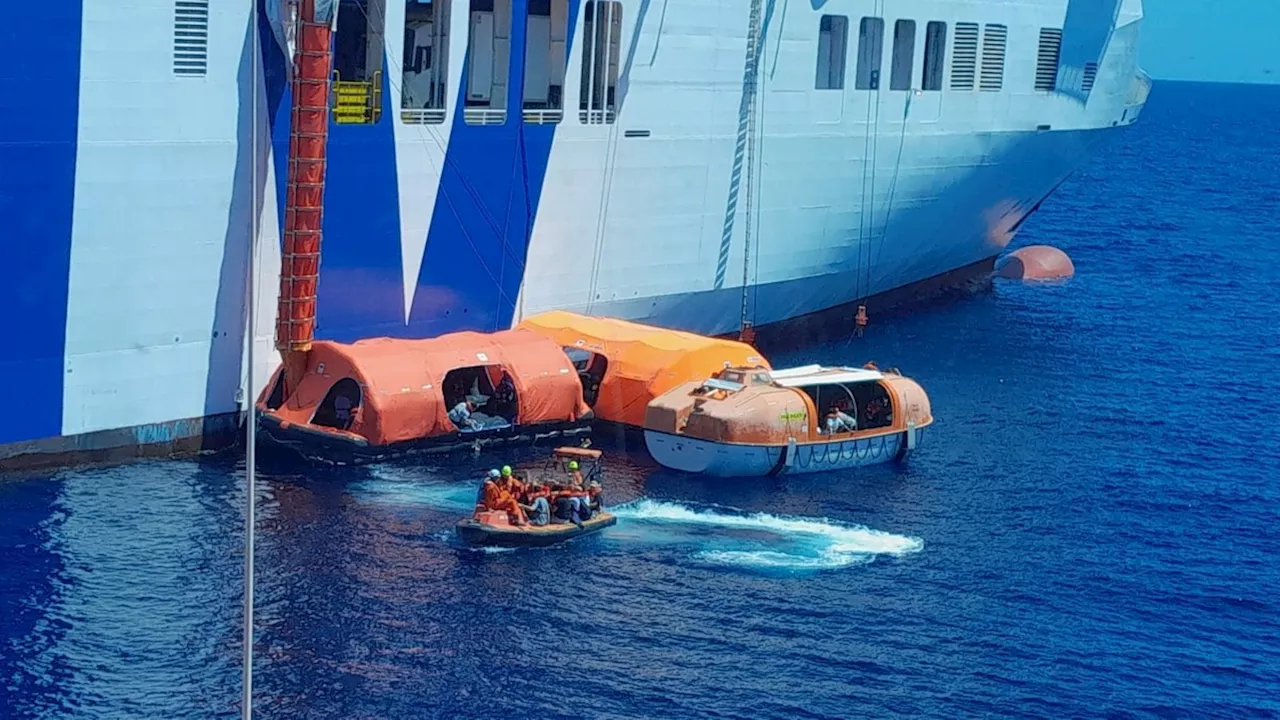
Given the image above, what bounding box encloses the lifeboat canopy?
[517,311,770,427]
[257,329,591,463]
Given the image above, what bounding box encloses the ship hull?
[0,0,1147,468]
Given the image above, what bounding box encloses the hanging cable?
[242,2,260,717]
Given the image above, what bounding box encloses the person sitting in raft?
[476,468,501,507]
[548,481,587,527]
[825,402,857,434]
[481,467,526,525]
[448,399,481,431]
[587,481,604,513]
[519,478,552,527]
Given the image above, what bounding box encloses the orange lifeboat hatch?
[255,329,593,464]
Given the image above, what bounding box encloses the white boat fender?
[785,436,797,467]
[906,420,917,452]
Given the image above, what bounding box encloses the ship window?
[333,0,388,124]
[854,17,884,90]
[815,15,848,90]
[312,378,362,431]
[401,0,451,125]
[889,19,916,91]
[1082,62,1098,92]
[1035,28,1062,91]
[979,23,1007,92]
[921,21,945,91]
[173,0,210,77]
[950,22,978,90]
[463,0,510,125]
[443,366,519,426]
[580,0,623,124]
[523,0,570,123]
[562,347,608,407]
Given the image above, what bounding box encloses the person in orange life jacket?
[481,467,526,525]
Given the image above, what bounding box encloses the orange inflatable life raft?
[256,329,593,464]
[517,311,770,428]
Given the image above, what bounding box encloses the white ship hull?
[0,0,1149,465]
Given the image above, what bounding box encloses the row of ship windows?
[171,0,1097,128]
[814,17,1094,95]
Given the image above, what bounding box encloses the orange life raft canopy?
[257,329,591,459]
[517,311,771,427]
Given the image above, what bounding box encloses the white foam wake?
[613,499,924,571]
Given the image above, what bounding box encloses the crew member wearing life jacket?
[481,468,526,525]
[519,478,552,527]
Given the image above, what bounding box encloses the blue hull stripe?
[260,8,407,344]
[0,3,83,443]
[409,0,582,337]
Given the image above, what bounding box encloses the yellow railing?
[331,70,383,125]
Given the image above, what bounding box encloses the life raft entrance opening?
[311,378,362,430]
[264,371,288,411]
[563,348,608,407]
[444,365,519,425]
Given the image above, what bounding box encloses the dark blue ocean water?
[3,81,1279,719]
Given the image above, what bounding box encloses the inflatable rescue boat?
[456,511,617,548]
[643,364,933,477]
[257,329,593,464]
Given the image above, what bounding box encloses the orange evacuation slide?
[257,329,590,446]
[517,311,771,428]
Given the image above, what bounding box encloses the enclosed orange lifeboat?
[643,364,932,477]
[257,329,592,464]
[517,311,770,428]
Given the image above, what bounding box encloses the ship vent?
[950,23,978,90]
[979,24,1007,91]
[1082,62,1099,92]
[173,0,210,77]
[1035,28,1062,91]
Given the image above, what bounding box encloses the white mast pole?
[242,0,260,717]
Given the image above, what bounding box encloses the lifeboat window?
[264,371,288,411]
[332,0,388,124]
[312,378,362,431]
[443,365,519,426]
[848,381,894,431]
[798,384,858,434]
[561,348,607,407]
[401,0,452,125]
[463,0,510,125]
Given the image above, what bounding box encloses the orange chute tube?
[276,0,334,395]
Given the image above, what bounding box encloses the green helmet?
[568,460,579,471]
[501,465,513,477]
